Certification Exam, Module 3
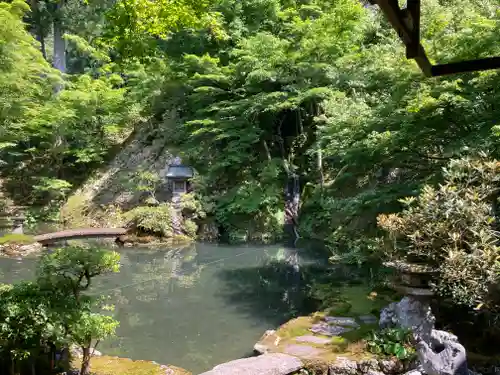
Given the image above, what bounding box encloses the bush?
[0,245,120,375]
[366,327,415,360]
[125,204,173,237]
[180,193,207,218]
[377,157,500,310]
[182,219,198,238]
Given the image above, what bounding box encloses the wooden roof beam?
[368,0,500,76]
[370,0,432,76]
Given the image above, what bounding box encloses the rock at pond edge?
[310,322,353,336]
[0,242,42,257]
[283,344,327,358]
[324,317,360,328]
[329,357,404,375]
[295,335,332,345]
[199,353,303,375]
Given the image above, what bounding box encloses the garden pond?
[0,242,327,373]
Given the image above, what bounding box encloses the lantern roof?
[166,165,194,179]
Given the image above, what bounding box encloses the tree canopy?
[0,0,499,240]
[1,0,500,368]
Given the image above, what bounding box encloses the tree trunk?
[52,0,66,75]
[80,347,91,375]
[40,32,47,61]
[29,0,47,60]
[262,139,272,161]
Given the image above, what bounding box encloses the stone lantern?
[384,260,437,299]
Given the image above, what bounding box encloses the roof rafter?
[368,0,500,77]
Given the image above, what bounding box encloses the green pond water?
[0,242,321,373]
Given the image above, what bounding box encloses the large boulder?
[379,297,474,375]
[199,353,303,375]
[416,332,468,375]
[379,296,435,343]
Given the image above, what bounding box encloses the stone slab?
[199,353,303,375]
[324,316,360,327]
[310,322,352,336]
[358,314,378,325]
[295,335,332,345]
[282,344,326,358]
[254,343,271,354]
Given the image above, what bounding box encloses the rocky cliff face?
[65,112,178,212]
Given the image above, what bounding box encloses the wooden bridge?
[33,228,127,246]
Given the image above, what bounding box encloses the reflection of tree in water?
[215,247,327,327]
[102,244,204,328]
[130,245,204,300]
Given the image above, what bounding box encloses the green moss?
[325,301,352,316]
[329,336,349,352]
[342,324,378,342]
[72,356,191,375]
[273,314,376,357]
[61,195,91,228]
[257,283,393,364]
[278,316,313,339]
[0,233,35,245]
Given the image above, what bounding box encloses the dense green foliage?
[1,0,500,243]
[379,157,500,310]
[146,0,500,247]
[1,0,500,363]
[0,245,120,375]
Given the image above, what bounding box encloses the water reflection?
[93,243,290,373]
[0,243,321,373]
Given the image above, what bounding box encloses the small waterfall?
[284,174,301,249]
[282,174,302,311]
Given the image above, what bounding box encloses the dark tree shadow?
[214,258,369,328]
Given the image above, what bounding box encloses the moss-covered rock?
[255,313,405,375]
[0,233,35,245]
[72,355,191,375]
[254,286,406,373]
[0,233,41,257]
[255,314,377,361]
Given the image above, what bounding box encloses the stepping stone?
[283,344,326,358]
[324,316,359,327]
[358,314,378,325]
[310,322,352,336]
[295,335,331,345]
[199,353,303,375]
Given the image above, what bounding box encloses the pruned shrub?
[182,219,198,238]
[377,156,500,310]
[125,204,173,237]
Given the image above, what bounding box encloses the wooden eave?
[368,0,500,77]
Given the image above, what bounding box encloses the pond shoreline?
[0,243,306,373]
[74,353,193,375]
